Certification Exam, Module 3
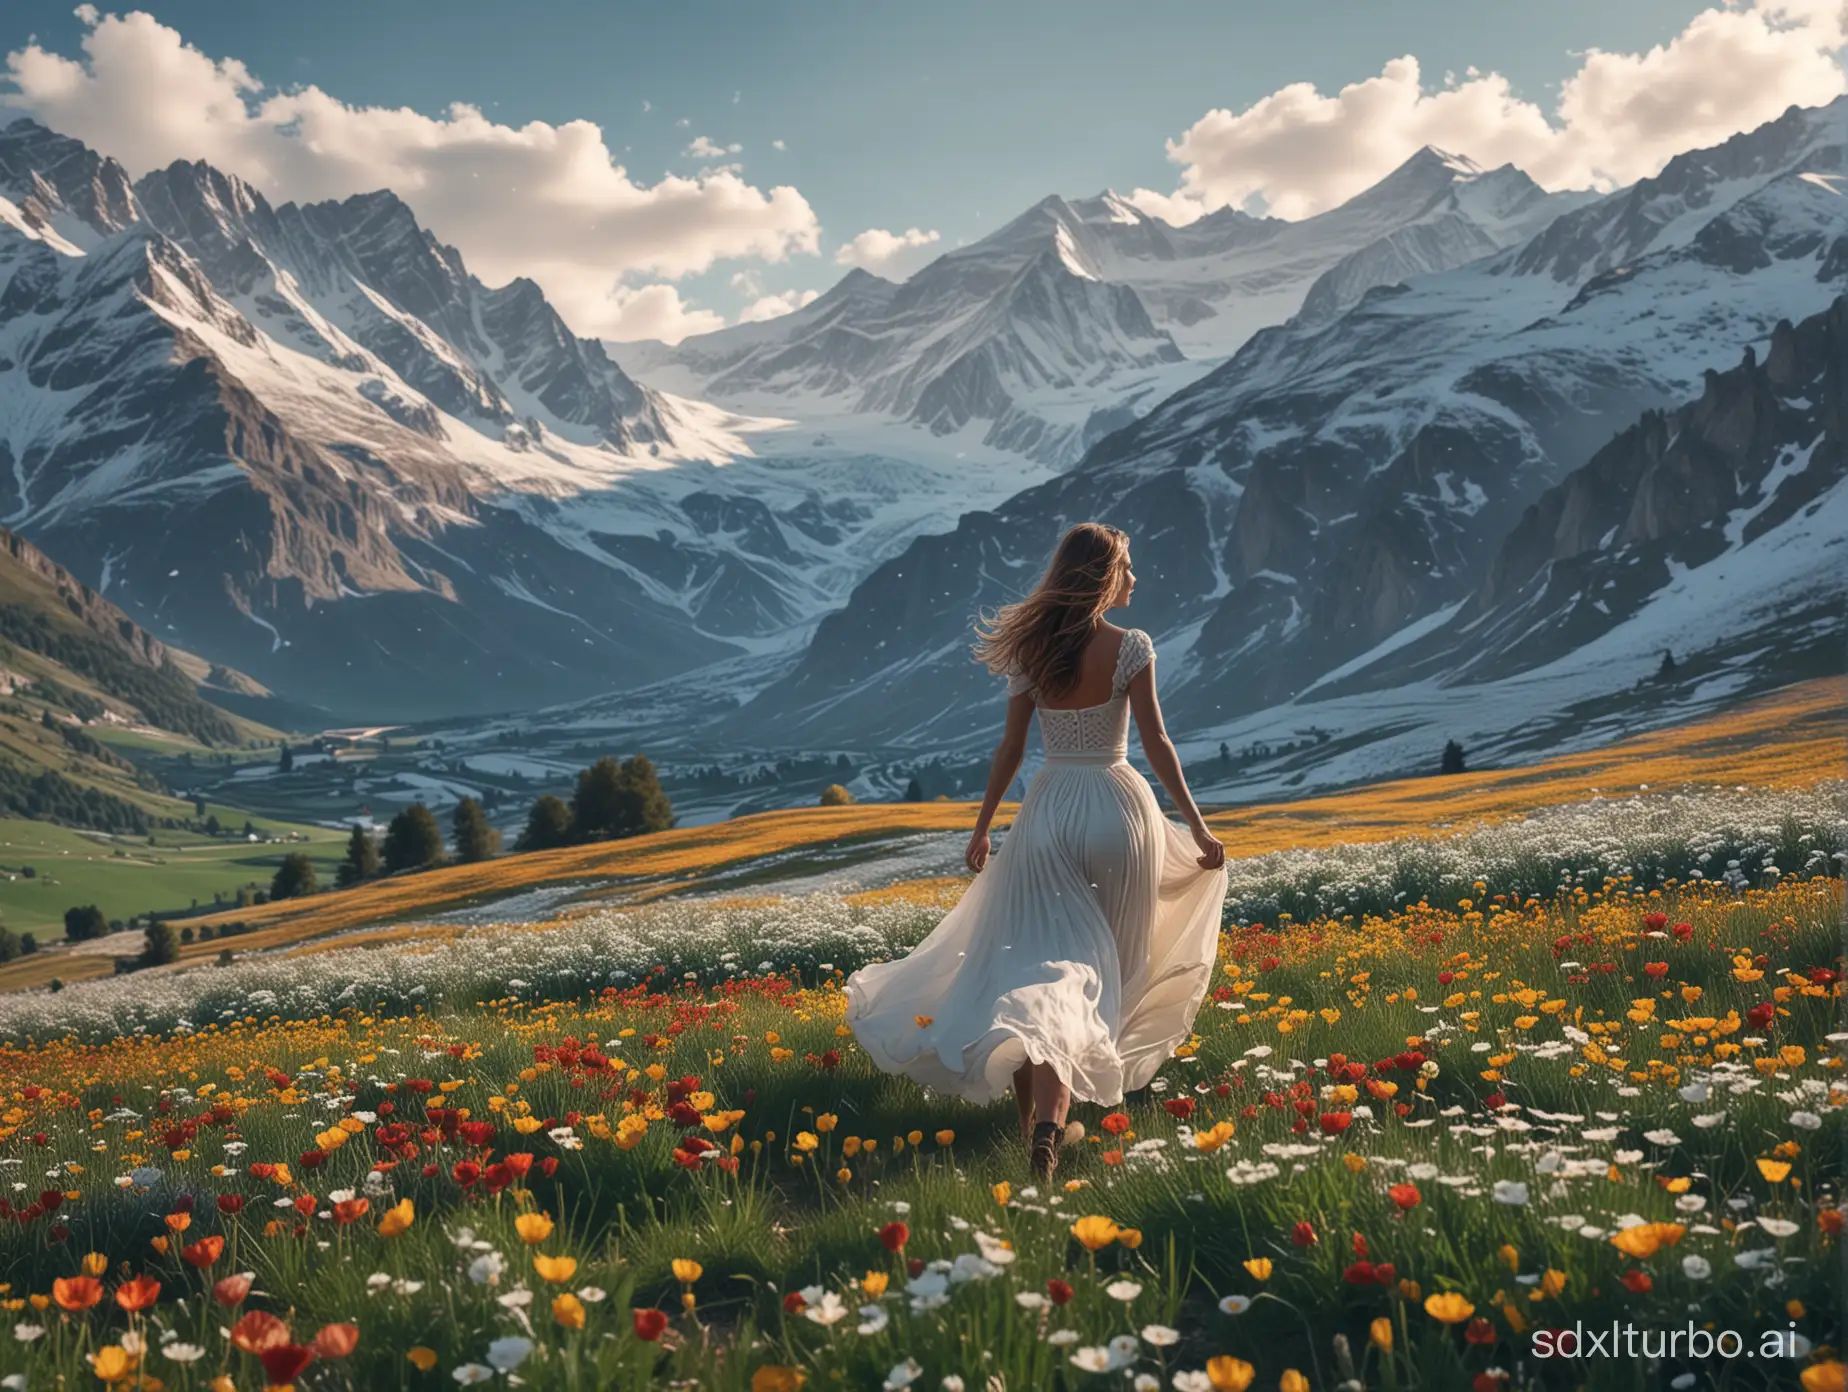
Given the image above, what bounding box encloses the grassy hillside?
[2,673,1833,993]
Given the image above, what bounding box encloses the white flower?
[943,1379,966,1392]
[1218,1295,1251,1315]
[1614,1149,1644,1165]
[1070,1347,1113,1373]
[1173,1374,1213,1392]
[1141,1324,1181,1346]
[1789,1111,1822,1131]
[453,1367,496,1386]
[1104,1279,1143,1302]
[973,1231,1017,1265]
[163,1343,207,1363]
[486,1336,533,1371]
[1677,1084,1708,1104]
[366,1271,392,1291]
[1759,1218,1800,1238]
[951,1253,1000,1284]
[1642,1129,1680,1146]
[496,1288,533,1310]
[12,1324,44,1343]
[1047,1329,1081,1346]
[1491,1180,1529,1206]
[1134,1377,1160,1392]
[884,1358,924,1390]
[857,1304,890,1336]
[1015,1291,1048,1310]
[1691,1114,1726,1129]
[1682,1255,1712,1280]
[575,1286,607,1303]
[467,1251,506,1285]
[394,1278,425,1295]
[548,1126,582,1150]
[804,1291,851,1326]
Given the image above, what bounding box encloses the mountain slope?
[729,101,1848,759]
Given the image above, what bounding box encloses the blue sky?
[1,1,1830,338]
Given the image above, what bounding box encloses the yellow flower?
[1540,1269,1567,1298]
[1758,1158,1794,1183]
[753,1369,809,1392]
[815,1113,838,1134]
[1342,1153,1368,1173]
[533,1254,578,1284]
[1498,1244,1519,1272]
[91,1345,136,1383]
[1369,1317,1392,1352]
[515,1212,555,1244]
[81,1252,108,1277]
[408,1347,439,1372]
[793,1132,819,1153]
[672,1259,703,1284]
[906,1130,923,1146]
[1280,1372,1309,1392]
[1423,1292,1476,1324]
[934,1129,955,1146]
[552,1292,586,1330]
[861,1271,889,1298]
[1242,1257,1272,1281]
[1800,1364,1847,1392]
[1070,1215,1120,1251]
[1609,1222,1685,1259]
[1116,1227,1144,1250]
[914,1015,934,1028]
[992,1181,1011,1206]
[377,1197,415,1237]
[1205,1355,1255,1391]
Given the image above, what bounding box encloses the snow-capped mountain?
[730,100,1848,772]
[0,120,1049,719]
[618,147,1592,467]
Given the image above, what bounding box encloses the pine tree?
[382,804,446,873]
[142,919,179,967]
[903,774,924,802]
[515,795,574,852]
[1441,739,1467,775]
[278,744,294,773]
[451,797,502,863]
[336,823,381,888]
[570,755,673,841]
[270,852,318,901]
[1657,649,1677,680]
[819,783,855,806]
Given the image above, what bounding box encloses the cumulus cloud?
[1,9,819,338]
[683,135,742,160]
[737,288,822,323]
[832,225,941,278]
[1127,0,1848,223]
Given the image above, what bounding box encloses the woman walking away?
[844,522,1228,1180]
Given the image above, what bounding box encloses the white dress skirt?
[844,629,1228,1106]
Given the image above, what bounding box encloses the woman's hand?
[1190,823,1225,870]
[965,829,992,874]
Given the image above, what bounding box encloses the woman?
[844,523,1228,1179]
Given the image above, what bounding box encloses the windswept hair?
[972,523,1129,698]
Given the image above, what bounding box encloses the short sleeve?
[1005,667,1035,698]
[1113,629,1154,695]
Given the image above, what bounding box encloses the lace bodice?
[1006,629,1153,761]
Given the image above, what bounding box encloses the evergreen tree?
[451,797,502,863]
[1218,741,1231,767]
[570,755,673,841]
[1657,649,1677,680]
[278,744,294,773]
[903,774,924,802]
[193,794,207,818]
[515,795,574,853]
[205,814,221,836]
[19,932,36,955]
[142,919,179,967]
[819,783,855,806]
[1441,739,1467,775]
[834,753,853,774]
[63,904,108,943]
[0,926,17,962]
[382,804,446,873]
[270,852,318,901]
[335,823,380,888]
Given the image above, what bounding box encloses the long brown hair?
[972,523,1129,697]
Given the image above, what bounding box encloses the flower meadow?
[0,788,1840,1390]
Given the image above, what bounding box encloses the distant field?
[1,675,1833,995]
[0,815,348,939]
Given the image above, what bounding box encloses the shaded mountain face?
[616,148,1592,467]
[730,101,1848,755]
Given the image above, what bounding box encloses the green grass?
[0,815,348,937]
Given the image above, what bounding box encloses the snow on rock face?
[727,101,1848,762]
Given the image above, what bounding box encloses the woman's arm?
[966,691,1035,871]
[1127,665,1225,869]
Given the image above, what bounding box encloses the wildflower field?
[0,772,1841,1389]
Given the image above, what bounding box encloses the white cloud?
[683,135,742,160]
[595,283,726,344]
[1,10,823,338]
[738,288,821,323]
[1127,0,1848,223]
[772,138,786,151]
[832,225,941,278]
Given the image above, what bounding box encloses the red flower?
[1464,1317,1497,1346]
[181,1236,224,1268]
[1046,1279,1074,1306]
[1162,1098,1196,1121]
[292,1195,316,1217]
[1619,1270,1653,1293]
[1388,1183,1421,1210]
[504,1152,534,1177]
[632,1308,669,1341]
[1642,912,1668,931]
[311,1323,360,1359]
[1343,1261,1375,1284]
[782,1290,807,1314]
[213,1273,254,1306]
[1643,962,1668,978]
[906,1258,925,1278]
[258,1345,316,1384]
[1437,971,1454,986]
[453,1161,482,1187]
[1318,1111,1352,1135]
[1372,1262,1396,1286]
[114,1274,160,1312]
[1100,1112,1131,1136]
[1483,1092,1507,1111]
[539,1158,559,1178]
[1672,921,1693,941]
[878,1221,909,1252]
[1746,1002,1776,1029]
[817,1050,840,1070]
[1291,1221,1318,1248]
[216,1194,245,1215]
[230,1311,290,1354]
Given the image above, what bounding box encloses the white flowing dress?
[844,629,1228,1106]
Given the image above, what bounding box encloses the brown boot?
[1030,1120,1061,1181]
